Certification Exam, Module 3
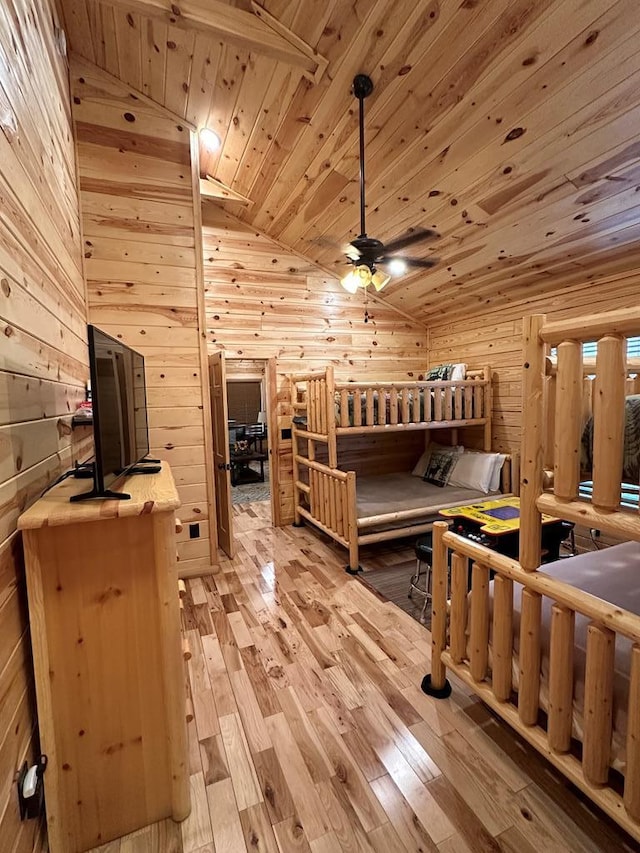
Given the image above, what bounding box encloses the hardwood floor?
[90,502,639,853]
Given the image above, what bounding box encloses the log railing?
[522,309,640,569]
[430,520,640,841]
[333,370,490,435]
[294,457,358,569]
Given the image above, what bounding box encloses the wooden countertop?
[18,462,180,530]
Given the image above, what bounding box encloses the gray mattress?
[501,541,640,769]
[355,472,494,521]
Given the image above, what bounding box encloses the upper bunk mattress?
[355,472,494,520]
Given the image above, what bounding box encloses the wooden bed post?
[520,314,546,571]
[422,521,452,698]
[289,374,304,527]
[483,365,492,451]
[326,366,338,468]
[345,471,360,574]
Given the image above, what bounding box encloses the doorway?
[208,356,277,558]
[226,371,270,507]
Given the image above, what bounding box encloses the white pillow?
[411,443,463,477]
[450,363,467,381]
[448,451,502,493]
[489,454,507,492]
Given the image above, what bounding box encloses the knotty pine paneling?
[428,272,640,455]
[203,207,429,524]
[0,1,90,850]
[71,58,215,573]
[62,0,640,325]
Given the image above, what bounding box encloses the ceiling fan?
[340,74,439,296]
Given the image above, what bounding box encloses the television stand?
[69,486,131,502]
[18,462,189,852]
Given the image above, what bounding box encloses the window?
[579,336,640,359]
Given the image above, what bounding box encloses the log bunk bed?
[426,306,640,843]
[289,365,515,573]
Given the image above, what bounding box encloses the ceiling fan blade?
[378,255,438,269]
[382,228,438,254]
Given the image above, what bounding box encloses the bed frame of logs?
[426,306,640,843]
[289,365,500,572]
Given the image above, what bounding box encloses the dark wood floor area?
[91,502,639,853]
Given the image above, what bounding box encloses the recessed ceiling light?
[200,128,221,152]
[387,258,407,276]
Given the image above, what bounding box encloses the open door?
[209,352,234,558]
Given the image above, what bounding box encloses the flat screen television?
[71,326,152,501]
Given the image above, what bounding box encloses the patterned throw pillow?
[423,449,457,487]
[426,363,454,381]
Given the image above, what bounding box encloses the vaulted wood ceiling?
[62,0,640,324]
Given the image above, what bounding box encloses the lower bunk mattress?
[356,472,495,526]
[485,541,640,770]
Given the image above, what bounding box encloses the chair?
[243,423,267,453]
[409,534,436,624]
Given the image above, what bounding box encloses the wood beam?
[200,177,253,206]
[103,0,326,79]
[70,53,196,131]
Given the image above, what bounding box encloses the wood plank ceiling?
[61,0,640,324]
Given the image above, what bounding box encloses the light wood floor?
[91,502,639,853]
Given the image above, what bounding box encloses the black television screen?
[89,325,149,492]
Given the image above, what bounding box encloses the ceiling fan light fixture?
[387,258,407,276]
[371,269,391,291]
[200,127,221,152]
[340,265,390,293]
[340,264,371,293]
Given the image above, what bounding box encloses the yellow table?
[439,495,558,536]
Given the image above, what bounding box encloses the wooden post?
[319,378,327,435]
[469,562,490,683]
[365,388,374,426]
[592,335,626,511]
[390,386,398,425]
[544,373,556,471]
[444,386,453,420]
[454,386,463,420]
[554,341,582,501]
[400,388,409,424]
[346,471,359,572]
[464,384,473,420]
[548,604,575,753]
[492,575,513,702]
[520,315,546,571]
[518,588,541,726]
[483,366,492,451]
[625,645,640,820]
[434,386,443,421]
[450,552,468,665]
[290,376,302,526]
[583,623,615,787]
[326,367,337,468]
[428,521,450,692]
[340,389,349,427]
[354,389,362,427]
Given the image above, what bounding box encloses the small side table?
[230,450,267,486]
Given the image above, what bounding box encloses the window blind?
[552,337,640,358]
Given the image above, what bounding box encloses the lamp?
[200,127,221,152]
[340,264,390,294]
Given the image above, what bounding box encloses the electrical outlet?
[189,523,200,539]
[590,528,601,538]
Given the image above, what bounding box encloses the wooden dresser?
[18,463,190,853]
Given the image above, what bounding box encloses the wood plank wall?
[202,207,429,523]
[428,272,640,454]
[0,2,90,850]
[70,58,215,573]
